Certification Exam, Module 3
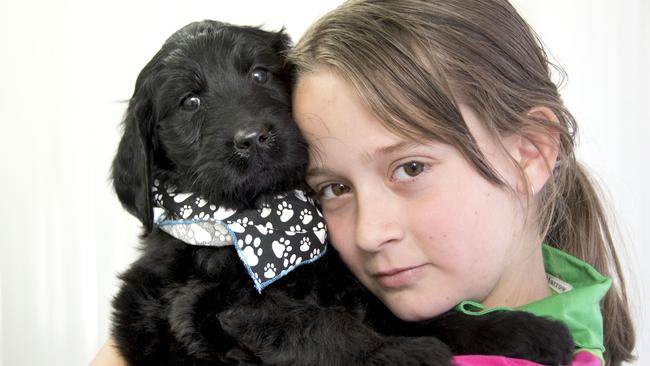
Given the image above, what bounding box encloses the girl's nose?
[353,190,404,252]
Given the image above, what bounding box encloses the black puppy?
[111,20,574,365]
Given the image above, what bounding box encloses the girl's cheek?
[323,211,353,251]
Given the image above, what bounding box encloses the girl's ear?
[509,106,560,195]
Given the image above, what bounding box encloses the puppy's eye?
[181,95,201,111]
[250,68,269,84]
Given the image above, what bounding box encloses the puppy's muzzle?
[233,125,273,152]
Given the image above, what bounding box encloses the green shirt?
[455,244,611,363]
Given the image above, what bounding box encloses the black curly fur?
[110,20,575,365]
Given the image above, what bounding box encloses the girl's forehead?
[294,70,349,106]
[295,72,454,150]
[293,68,500,160]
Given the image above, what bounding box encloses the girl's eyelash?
[309,182,329,198]
[390,160,431,183]
[317,182,350,199]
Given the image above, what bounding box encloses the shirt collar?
[456,244,611,360]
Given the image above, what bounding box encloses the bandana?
[152,179,328,293]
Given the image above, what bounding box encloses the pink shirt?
[452,351,601,366]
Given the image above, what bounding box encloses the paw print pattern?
[242,246,259,266]
[213,206,236,221]
[179,205,193,219]
[313,222,327,244]
[173,192,193,203]
[263,263,276,279]
[283,253,300,268]
[187,223,211,243]
[153,193,163,206]
[310,248,322,259]
[287,225,302,235]
[239,234,261,248]
[299,209,313,225]
[299,237,311,252]
[246,235,262,248]
[194,197,207,207]
[217,233,231,243]
[272,237,291,259]
[229,217,253,233]
[276,201,294,222]
[255,222,274,235]
[258,202,272,218]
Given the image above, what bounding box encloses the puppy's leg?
[113,266,187,365]
[169,281,263,364]
[416,310,575,365]
[218,298,453,366]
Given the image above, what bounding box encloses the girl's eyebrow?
[305,166,337,179]
[359,141,425,164]
[374,141,422,157]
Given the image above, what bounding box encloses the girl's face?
[294,70,545,321]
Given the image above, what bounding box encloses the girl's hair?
[289,0,635,364]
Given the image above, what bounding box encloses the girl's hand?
[89,338,126,366]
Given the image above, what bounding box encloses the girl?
[289,0,635,365]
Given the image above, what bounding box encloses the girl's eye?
[319,183,351,199]
[393,161,425,181]
[250,68,269,84]
[181,95,201,111]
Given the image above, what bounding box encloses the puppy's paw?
[218,308,247,337]
[466,311,575,365]
[371,336,453,366]
[218,307,274,351]
[517,315,575,366]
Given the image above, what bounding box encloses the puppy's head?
[112,20,307,232]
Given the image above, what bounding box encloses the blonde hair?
[290,0,635,364]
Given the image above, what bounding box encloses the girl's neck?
[481,242,551,309]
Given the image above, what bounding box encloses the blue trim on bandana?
[235,240,329,293]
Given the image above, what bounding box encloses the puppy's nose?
[233,127,271,151]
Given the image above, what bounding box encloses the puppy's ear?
[112,75,156,234]
[272,29,295,85]
[272,28,292,55]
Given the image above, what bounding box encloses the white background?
[0,1,647,365]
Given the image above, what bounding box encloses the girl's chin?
[383,294,453,322]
